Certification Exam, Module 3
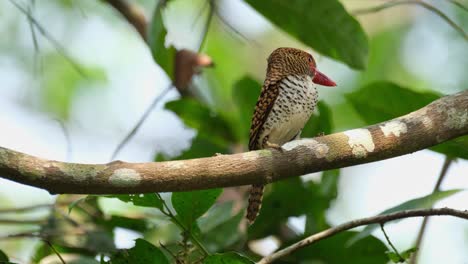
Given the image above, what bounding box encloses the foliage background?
[0,0,467,263]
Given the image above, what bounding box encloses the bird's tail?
[246,184,265,224]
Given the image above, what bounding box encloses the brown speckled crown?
[266,47,316,82]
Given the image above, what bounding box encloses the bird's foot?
[265,141,283,151]
[317,132,325,137]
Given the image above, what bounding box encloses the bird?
[246,47,336,224]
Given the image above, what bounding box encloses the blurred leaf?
[85,230,116,253]
[106,238,169,264]
[172,189,223,229]
[232,76,262,142]
[0,249,8,261]
[198,202,234,233]
[156,134,228,161]
[431,136,468,160]
[203,252,254,264]
[149,1,177,80]
[244,0,368,69]
[106,215,149,233]
[347,82,468,159]
[346,82,440,124]
[106,193,164,210]
[291,231,387,264]
[305,169,340,234]
[386,247,417,263]
[202,211,244,252]
[42,53,106,119]
[350,189,462,244]
[302,101,334,138]
[165,98,235,144]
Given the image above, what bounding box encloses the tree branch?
[258,208,468,264]
[409,157,453,264]
[105,0,148,41]
[0,91,466,194]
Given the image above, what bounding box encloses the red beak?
[312,69,336,87]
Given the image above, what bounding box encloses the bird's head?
[267,47,336,87]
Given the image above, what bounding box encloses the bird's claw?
[266,141,283,151]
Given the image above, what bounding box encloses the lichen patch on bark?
[344,129,375,158]
[444,107,468,129]
[109,168,141,187]
[380,121,407,137]
[283,139,329,158]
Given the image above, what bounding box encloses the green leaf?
[346,82,440,124]
[202,211,244,252]
[203,252,254,264]
[0,249,8,261]
[42,53,107,119]
[156,134,228,161]
[431,136,468,160]
[232,76,262,142]
[165,98,235,144]
[347,82,468,159]
[386,247,418,263]
[302,101,334,138]
[350,189,462,244]
[106,193,164,210]
[107,238,169,264]
[106,215,149,233]
[148,1,177,80]
[305,169,340,234]
[291,231,387,264]
[198,202,235,233]
[172,189,223,229]
[244,0,368,69]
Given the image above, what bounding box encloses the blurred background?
[0,0,467,263]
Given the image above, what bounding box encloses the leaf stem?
[380,223,404,262]
[155,193,210,257]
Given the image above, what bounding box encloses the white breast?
[259,75,318,147]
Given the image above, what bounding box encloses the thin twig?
[380,223,404,262]
[212,4,259,46]
[54,119,72,161]
[8,0,87,77]
[409,157,453,264]
[197,0,214,52]
[156,193,210,257]
[44,240,67,264]
[192,0,209,30]
[27,0,40,74]
[258,208,468,264]
[447,0,468,13]
[353,0,468,41]
[110,84,173,160]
